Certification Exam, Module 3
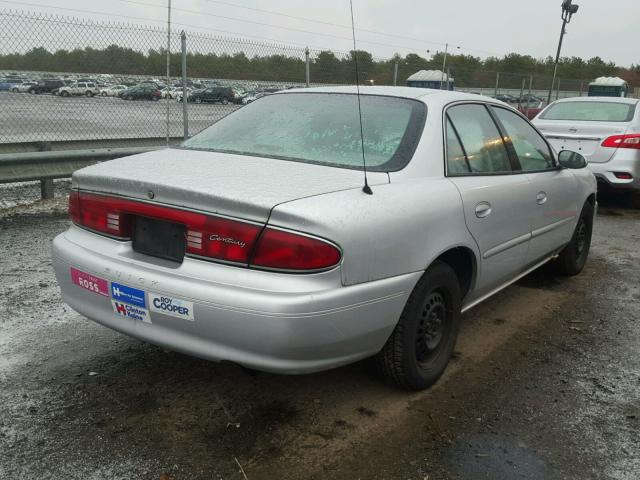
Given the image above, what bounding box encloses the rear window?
[540,101,636,122]
[183,93,426,171]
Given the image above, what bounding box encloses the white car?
[11,82,38,93]
[100,85,128,97]
[534,97,640,190]
[59,82,100,97]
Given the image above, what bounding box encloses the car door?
[445,103,532,299]
[491,106,578,264]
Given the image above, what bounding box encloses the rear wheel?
[85,91,93,97]
[61,91,69,97]
[555,201,594,276]
[101,91,107,96]
[195,97,202,104]
[11,87,18,93]
[375,261,462,390]
[221,97,229,105]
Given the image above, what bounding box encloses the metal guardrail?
[0,145,168,199]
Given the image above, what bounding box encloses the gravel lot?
[0,186,639,480]
[1,92,240,143]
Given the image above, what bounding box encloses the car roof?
[281,85,496,104]
[550,96,639,105]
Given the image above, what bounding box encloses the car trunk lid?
[535,120,630,163]
[72,148,389,224]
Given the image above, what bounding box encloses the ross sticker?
[70,267,109,297]
[110,282,146,308]
[112,300,151,323]
[149,293,194,321]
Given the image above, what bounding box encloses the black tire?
[101,91,107,96]
[11,87,18,93]
[374,261,462,390]
[221,97,229,105]
[555,201,594,276]
[85,91,93,97]
[194,97,202,104]
[61,90,69,97]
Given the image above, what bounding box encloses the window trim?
[442,100,516,177]
[490,105,559,173]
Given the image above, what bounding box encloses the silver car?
[533,96,640,190]
[52,87,596,390]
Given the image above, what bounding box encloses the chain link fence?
[0,9,603,149]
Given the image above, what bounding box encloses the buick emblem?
[147,190,155,199]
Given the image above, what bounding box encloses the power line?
[116,0,441,54]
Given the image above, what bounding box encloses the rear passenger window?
[446,104,512,174]
[492,107,554,171]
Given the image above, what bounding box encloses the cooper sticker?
[70,267,109,297]
[112,300,151,324]
[110,282,146,308]
[149,294,194,321]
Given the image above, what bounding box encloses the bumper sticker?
[112,300,151,324]
[70,267,109,297]
[149,293,194,321]
[111,282,146,308]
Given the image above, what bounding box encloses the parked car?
[521,93,544,103]
[492,93,519,103]
[58,82,100,97]
[533,96,640,190]
[186,86,237,104]
[120,85,161,101]
[11,81,38,93]
[52,87,596,390]
[0,79,16,91]
[100,85,128,97]
[28,79,66,94]
[241,88,281,105]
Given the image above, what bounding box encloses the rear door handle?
[536,191,548,205]
[475,202,492,218]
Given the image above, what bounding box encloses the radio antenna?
[349,0,373,195]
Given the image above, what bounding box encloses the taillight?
[68,192,341,271]
[252,228,341,271]
[601,133,640,149]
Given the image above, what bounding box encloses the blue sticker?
[110,282,146,308]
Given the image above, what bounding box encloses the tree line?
[0,45,637,88]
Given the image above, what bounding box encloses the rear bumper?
[589,153,640,190]
[52,226,419,373]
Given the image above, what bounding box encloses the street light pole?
[547,0,579,105]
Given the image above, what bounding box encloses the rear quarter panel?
[268,178,479,288]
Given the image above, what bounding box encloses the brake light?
[601,133,640,149]
[613,172,633,180]
[68,192,341,271]
[252,228,341,271]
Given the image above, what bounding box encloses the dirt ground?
[0,185,639,480]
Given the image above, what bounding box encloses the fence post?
[494,72,500,97]
[38,142,53,199]
[181,31,188,139]
[393,60,399,86]
[519,77,526,109]
[305,47,310,87]
[526,75,533,118]
[579,80,584,97]
[447,67,451,91]
[556,78,561,100]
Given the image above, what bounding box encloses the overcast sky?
[6,0,639,66]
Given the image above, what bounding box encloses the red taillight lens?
[601,133,640,149]
[613,172,633,180]
[186,217,261,263]
[252,228,341,271]
[70,192,341,271]
[68,190,80,224]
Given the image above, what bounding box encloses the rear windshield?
[183,93,426,171]
[540,101,636,122]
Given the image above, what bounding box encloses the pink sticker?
[70,267,109,297]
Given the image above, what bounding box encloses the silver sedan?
[52,87,596,390]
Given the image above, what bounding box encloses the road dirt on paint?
[1,188,638,480]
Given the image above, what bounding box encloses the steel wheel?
[416,291,447,364]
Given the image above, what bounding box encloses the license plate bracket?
[133,216,185,263]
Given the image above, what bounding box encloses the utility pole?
[547,0,579,105]
[165,0,172,145]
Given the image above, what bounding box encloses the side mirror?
[558,150,587,169]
